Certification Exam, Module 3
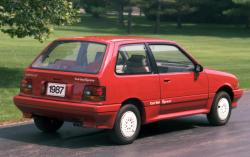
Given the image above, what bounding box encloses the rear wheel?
[34,116,64,133]
[109,104,141,145]
[207,91,232,126]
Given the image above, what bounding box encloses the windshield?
[32,41,107,74]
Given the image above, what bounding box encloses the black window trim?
[146,42,197,74]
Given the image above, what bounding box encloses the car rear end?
[13,39,120,129]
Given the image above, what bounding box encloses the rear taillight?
[82,85,106,102]
[20,79,33,94]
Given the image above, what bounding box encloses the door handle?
[163,79,171,83]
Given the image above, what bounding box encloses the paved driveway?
[0,92,249,157]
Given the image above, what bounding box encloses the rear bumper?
[232,89,244,108]
[13,95,121,129]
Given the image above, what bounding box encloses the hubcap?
[217,98,230,120]
[120,111,138,138]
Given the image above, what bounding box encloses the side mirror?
[194,64,203,73]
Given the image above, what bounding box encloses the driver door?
[148,44,209,115]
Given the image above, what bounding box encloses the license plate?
[46,83,66,97]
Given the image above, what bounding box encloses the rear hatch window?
[32,41,107,74]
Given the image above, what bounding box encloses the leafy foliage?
[0,0,79,42]
[142,0,198,29]
[80,0,110,18]
[142,0,196,18]
[225,0,250,28]
[1,0,250,41]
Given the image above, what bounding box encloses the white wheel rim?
[217,98,230,120]
[120,111,138,138]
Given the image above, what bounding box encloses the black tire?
[109,104,141,145]
[207,91,232,126]
[34,116,64,133]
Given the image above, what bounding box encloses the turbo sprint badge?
[74,77,95,83]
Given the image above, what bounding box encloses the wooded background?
[1,0,250,41]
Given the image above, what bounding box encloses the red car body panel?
[13,36,243,129]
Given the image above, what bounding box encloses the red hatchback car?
[14,36,243,144]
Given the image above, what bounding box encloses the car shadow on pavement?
[0,116,210,148]
[139,115,210,139]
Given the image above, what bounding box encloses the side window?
[116,44,152,74]
[149,45,194,73]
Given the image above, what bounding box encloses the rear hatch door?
[23,69,99,103]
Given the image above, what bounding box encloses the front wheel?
[34,116,64,133]
[109,104,141,145]
[207,91,232,126]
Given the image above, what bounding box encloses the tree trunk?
[154,0,161,34]
[118,1,124,26]
[246,16,250,29]
[127,7,132,34]
[177,14,182,29]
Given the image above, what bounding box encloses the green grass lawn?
[0,15,250,123]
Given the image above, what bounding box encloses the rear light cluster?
[82,85,106,102]
[20,79,33,94]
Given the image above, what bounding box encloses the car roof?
[57,36,176,44]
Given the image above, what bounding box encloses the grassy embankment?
[0,15,249,123]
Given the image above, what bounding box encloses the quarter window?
[116,44,151,74]
[149,45,194,73]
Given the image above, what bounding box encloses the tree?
[80,0,110,18]
[225,0,250,28]
[101,0,141,31]
[141,0,169,33]
[123,0,141,33]
[127,6,133,33]
[172,0,197,28]
[155,0,161,33]
[112,0,125,26]
[142,0,195,32]
[0,0,79,42]
[118,0,125,26]
[158,0,197,29]
[193,0,233,24]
